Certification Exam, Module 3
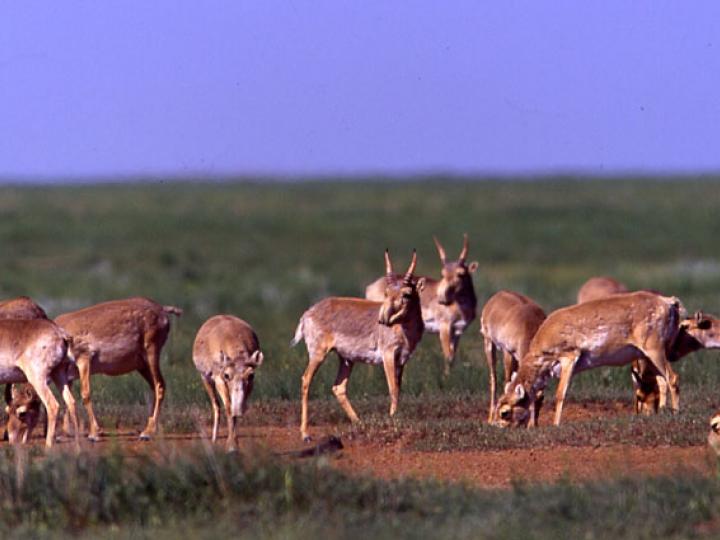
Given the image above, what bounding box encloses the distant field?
[2,179,720,410]
[3,178,720,538]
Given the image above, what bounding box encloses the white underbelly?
[574,346,640,373]
[336,347,384,366]
[423,318,440,334]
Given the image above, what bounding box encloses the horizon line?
[2,168,720,186]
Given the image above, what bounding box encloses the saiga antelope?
[4,383,44,444]
[480,290,546,423]
[633,311,720,414]
[0,296,49,444]
[55,297,182,441]
[366,235,477,375]
[494,292,682,428]
[0,296,49,321]
[293,250,425,442]
[0,319,80,448]
[193,315,264,451]
[576,276,628,304]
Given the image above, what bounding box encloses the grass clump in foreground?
[0,445,719,539]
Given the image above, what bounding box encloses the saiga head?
[679,311,720,350]
[494,377,532,428]
[378,250,425,326]
[433,234,479,305]
[220,350,263,418]
[4,384,42,444]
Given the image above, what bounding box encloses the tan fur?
[4,383,44,444]
[193,315,263,451]
[0,296,48,320]
[575,279,672,415]
[480,291,546,423]
[576,276,628,304]
[0,297,50,443]
[365,235,478,375]
[0,319,79,448]
[295,251,425,441]
[495,292,682,428]
[55,297,182,441]
[709,412,720,455]
[634,312,720,414]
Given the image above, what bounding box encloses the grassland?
[2,178,720,536]
[0,444,717,540]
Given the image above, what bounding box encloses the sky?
[1,1,719,180]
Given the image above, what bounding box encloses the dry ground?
[24,401,716,489]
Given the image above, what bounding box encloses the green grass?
[0,444,719,539]
[3,178,720,536]
[2,178,720,411]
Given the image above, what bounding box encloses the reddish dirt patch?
[234,425,714,488]
[13,400,717,489]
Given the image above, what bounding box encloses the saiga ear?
[467,261,479,273]
[514,384,525,400]
[416,277,426,292]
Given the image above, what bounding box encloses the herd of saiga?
[2,235,720,452]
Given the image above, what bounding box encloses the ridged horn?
[403,250,417,283]
[384,249,394,280]
[433,236,446,264]
[458,233,469,262]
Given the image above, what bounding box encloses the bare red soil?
[18,401,716,489]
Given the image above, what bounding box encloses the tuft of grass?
[0,445,719,539]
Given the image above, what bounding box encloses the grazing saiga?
[480,290,546,423]
[193,315,264,451]
[633,311,720,414]
[0,319,80,448]
[494,292,683,428]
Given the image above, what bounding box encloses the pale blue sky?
[1,2,719,179]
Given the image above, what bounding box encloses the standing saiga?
[366,235,478,375]
[293,250,425,442]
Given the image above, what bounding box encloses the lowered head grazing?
[494,379,533,428]
[221,349,263,417]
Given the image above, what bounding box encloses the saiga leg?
[213,374,237,451]
[483,336,497,423]
[300,350,325,442]
[200,376,221,442]
[23,369,59,449]
[645,349,679,412]
[139,343,165,440]
[52,369,81,451]
[77,352,102,441]
[383,350,401,416]
[439,323,454,376]
[554,356,578,426]
[331,357,359,424]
